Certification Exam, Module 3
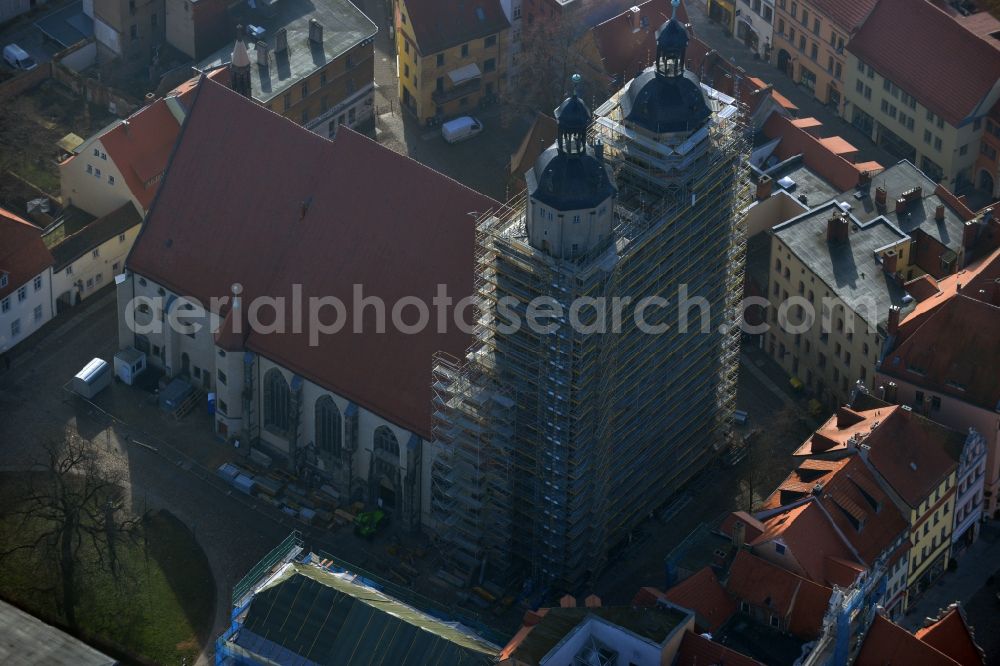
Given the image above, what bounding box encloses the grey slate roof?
[840,161,966,248]
[200,0,377,103]
[231,563,500,665]
[0,600,117,666]
[772,161,971,330]
[774,201,909,329]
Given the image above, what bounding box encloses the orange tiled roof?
[128,78,497,440]
[92,99,182,211]
[899,246,1000,335]
[725,551,832,641]
[762,113,880,192]
[750,501,863,587]
[660,567,736,633]
[847,0,1000,126]
[0,207,54,302]
[856,615,964,666]
[914,607,986,666]
[795,405,965,508]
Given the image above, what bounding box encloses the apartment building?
[735,0,774,61]
[395,0,509,124]
[770,0,876,113]
[844,0,1000,189]
[0,208,54,355]
[91,0,165,72]
[876,246,1000,519]
[974,99,1000,197]
[200,0,377,138]
[794,400,971,611]
[765,161,976,408]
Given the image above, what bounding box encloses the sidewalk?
[901,521,1000,631]
[684,0,898,169]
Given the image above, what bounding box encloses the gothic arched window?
[263,368,291,433]
[315,396,342,455]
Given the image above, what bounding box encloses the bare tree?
[0,432,145,629]
[505,13,597,115]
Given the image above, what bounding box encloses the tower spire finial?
[671,0,680,18]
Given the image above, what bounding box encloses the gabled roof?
[233,562,500,664]
[589,0,689,84]
[794,405,965,508]
[658,567,736,633]
[675,631,764,666]
[764,456,908,566]
[127,78,498,440]
[847,0,1000,126]
[856,614,964,666]
[725,550,832,641]
[403,0,509,55]
[750,500,864,587]
[914,606,986,666]
[49,202,142,272]
[0,207,54,301]
[807,0,878,31]
[886,293,1000,414]
[899,246,1000,335]
[94,99,183,212]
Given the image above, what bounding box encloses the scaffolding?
[431,78,752,590]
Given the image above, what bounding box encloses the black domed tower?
[620,0,711,134]
[525,74,616,261]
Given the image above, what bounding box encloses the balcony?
[433,78,481,105]
[433,63,482,104]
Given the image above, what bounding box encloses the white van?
[3,44,37,71]
[441,116,483,143]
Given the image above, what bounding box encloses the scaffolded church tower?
[431,2,751,590]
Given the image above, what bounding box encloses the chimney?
[559,595,577,608]
[756,174,773,201]
[732,520,746,548]
[584,594,602,608]
[812,483,824,497]
[276,28,288,54]
[887,305,900,335]
[827,212,849,242]
[256,41,269,66]
[882,249,898,275]
[895,196,908,213]
[935,204,945,222]
[963,220,978,249]
[875,186,887,208]
[308,19,323,45]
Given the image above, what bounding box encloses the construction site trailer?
[113,347,147,385]
[72,358,111,399]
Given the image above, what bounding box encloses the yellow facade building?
[395,0,510,124]
[770,0,874,114]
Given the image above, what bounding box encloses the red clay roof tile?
[856,614,963,666]
[847,0,1000,126]
[661,566,736,633]
[127,78,498,439]
[675,631,764,666]
[0,207,54,303]
[914,607,986,666]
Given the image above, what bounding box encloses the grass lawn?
[0,479,215,665]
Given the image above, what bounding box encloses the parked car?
[441,116,483,143]
[3,44,37,71]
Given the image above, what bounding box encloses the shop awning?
[447,63,482,86]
